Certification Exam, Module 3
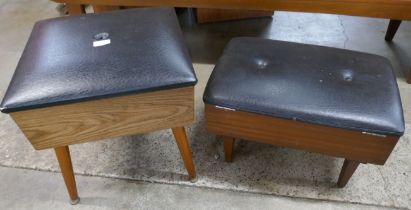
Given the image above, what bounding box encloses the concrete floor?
[0,1,410,209]
[0,166,393,210]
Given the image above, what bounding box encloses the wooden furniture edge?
[196,8,274,24]
[66,3,85,15]
[205,104,400,165]
[407,70,411,84]
[92,5,119,13]
[52,0,411,20]
[11,87,195,150]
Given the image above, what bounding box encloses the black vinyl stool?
[204,37,404,187]
[1,8,198,204]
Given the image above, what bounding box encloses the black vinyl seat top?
[203,37,404,136]
[0,7,196,113]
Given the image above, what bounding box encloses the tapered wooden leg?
[172,127,197,180]
[223,136,235,162]
[66,4,85,16]
[54,146,80,204]
[407,70,411,84]
[337,159,360,187]
[385,19,402,41]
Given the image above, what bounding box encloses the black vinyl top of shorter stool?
[0,7,196,113]
[203,37,404,136]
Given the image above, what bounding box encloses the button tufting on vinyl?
[341,69,354,82]
[256,59,268,69]
[203,37,405,136]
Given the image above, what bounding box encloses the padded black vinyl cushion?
[0,7,196,113]
[203,37,404,136]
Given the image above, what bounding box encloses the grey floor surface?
[0,0,410,209]
[0,166,395,210]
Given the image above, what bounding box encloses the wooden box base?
[11,87,194,150]
[205,104,399,165]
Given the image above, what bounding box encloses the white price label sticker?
[93,39,111,47]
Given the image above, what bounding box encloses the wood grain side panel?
[205,105,399,165]
[52,0,411,20]
[11,87,194,150]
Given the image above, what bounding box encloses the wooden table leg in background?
[385,19,402,41]
[66,4,85,15]
[55,146,80,205]
[172,127,197,181]
[407,70,411,84]
[337,159,360,187]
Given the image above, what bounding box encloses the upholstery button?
[256,59,268,69]
[341,69,354,82]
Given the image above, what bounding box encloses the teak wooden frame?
[10,87,197,204]
[55,0,411,21]
[196,9,274,23]
[205,104,400,187]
